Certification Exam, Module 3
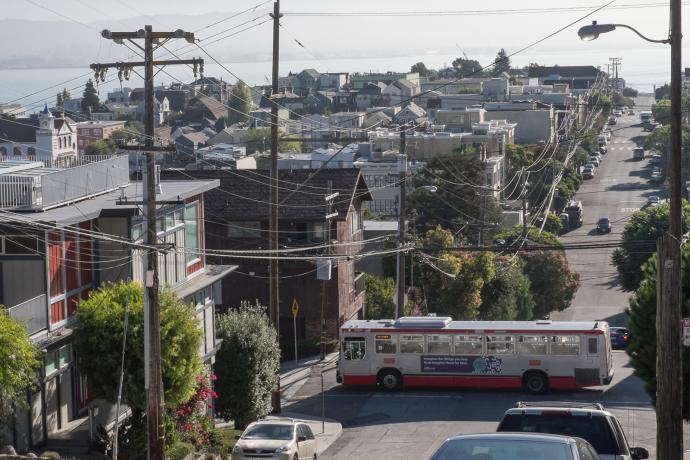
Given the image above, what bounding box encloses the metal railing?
[7,294,47,336]
[0,155,130,210]
[354,271,366,295]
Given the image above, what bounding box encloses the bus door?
[576,333,603,386]
[341,336,370,377]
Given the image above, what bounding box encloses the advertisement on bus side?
[421,355,504,374]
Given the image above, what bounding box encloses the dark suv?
[497,402,649,460]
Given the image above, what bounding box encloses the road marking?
[621,207,639,212]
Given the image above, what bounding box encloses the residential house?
[192,144,255,170]
[527,65,605,92]
[250,108,290,128]
[350,72,420,89]
[189,77,229,104]
[329,112,366,130]
[261,91,304,114]
[420,78,486,95]
[175,131,210,163]
[155,84,193,111]
[302,91,334,115]
[106,87,132,104]
[481,78,511,101]
[355,82,386,110]
[332,90,358,112]
[135,96,170,127]
[293,69,321,96]
[483,100,556,144]
[88,105,114,122]
[435,108,486,132]
[104,102,136,120]
[0,103,28,118]
[319,73,349,91]
[160,168,371,348]
[381,79,420,107]
[392,102,426,125]
[0,106,77,161]
[1,155,233,452]
[75,120,126,155]
[208,125,250,146]
[356,155,424,216]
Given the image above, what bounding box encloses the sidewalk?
[277,352,342,455]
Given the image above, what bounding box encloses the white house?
[0,106,78,161]
[382,79,420,107]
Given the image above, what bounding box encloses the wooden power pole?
[657,0,683,457]
[396,128,407,318]
[93,26,202,460]
[269,0,283,413]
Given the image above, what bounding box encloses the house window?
[228,221,262,238]
[185,203,199,263]
[351,210,361,235]
[3,235,39,254]
[294,222,308,241]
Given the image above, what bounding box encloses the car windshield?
[498,414,620,454]
[431,438,571,460]
[649,196,660,202]
[598,218,609,225]
[242,424,294,440]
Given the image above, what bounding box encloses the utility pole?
[269,0,283,413]
[93,27,200,460]
[321,182,338,360]
[521,171,528,240]
[657,0,683,457]
[396,127,408,319]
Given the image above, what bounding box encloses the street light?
[578,9,682,459]
[577,21,670,44]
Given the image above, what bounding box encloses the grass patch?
[217,427,243,450]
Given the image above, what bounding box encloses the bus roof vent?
[394,316,452,328]
[535,319,552,325]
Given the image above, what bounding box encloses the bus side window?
[551,335,580,355]
[487,335,515,355]
[400,335,424,354]
[588,337,598,354]
[426,334,452,354]
[518,335,548,355]
[375,336,396,354]
[454,335,483,355]
[343,337,366,360]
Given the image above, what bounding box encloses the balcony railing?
[0,155,130,211]
[7,294,47,336]
[354,271,366,295]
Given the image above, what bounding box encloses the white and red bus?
[336,316,613,394]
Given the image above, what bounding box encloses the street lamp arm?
[612,23,670,44]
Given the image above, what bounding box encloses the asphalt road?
[286,98,680,459]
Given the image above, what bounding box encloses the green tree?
[493,226,562,248]
[655,83,671,100]
[215,302,280,429]
[451,56,483,77]
[652,99,671,124]
[244,128,299,154]
[540,212,563,235]
[73,281,203,411]
[56,92,63,107]
[622,87,638,98]
[409,154,501,239]
[520,251,580,318]
[587,91,612,115]
[479,258,534,320]
[215,116,229,132]
[61,88,71,102]
[364,274,395,319]
[613,202,690,290]
[627,249,690,418]
[81,79,100,113]
[410,62,429,77]
[0,308,39,427]
[437,252,496,319]
[228,81,252,125]
[85,138,117,155]
[611,92,634,109]
[492,48,511,77]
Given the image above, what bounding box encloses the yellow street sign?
[291,298,299,317]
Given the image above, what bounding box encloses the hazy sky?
[2,0,688,91]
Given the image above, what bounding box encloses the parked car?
[599,145,608,155]
[608,116,617,125]
[633,148,645,160]
[647,195,661,207]
[429,433,601,460]
[628,109,635,115]
[651,169,663,182]
[588,156,601,167]
[497,402,650,460]
[610,326,632,349]
[232,420,317,460]
[596,217,612,233]
[650,154,662,164]
[583,167,595,179]
[613,110,623,117]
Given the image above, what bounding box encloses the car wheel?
[523,371,548,394]
[313,454,317,460]
[293,454,299,460]
[378,369,402,391]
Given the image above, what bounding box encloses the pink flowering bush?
[169,373,220,450]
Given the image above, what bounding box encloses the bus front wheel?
[378,369,402,391]
[523,371,548,394]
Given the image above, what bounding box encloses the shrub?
[167,442,195,460]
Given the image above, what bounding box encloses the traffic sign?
[291,299,299,317]
[683,318,690,346]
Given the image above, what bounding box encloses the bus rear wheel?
[378,369,402,391]
[523,371,548,394]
